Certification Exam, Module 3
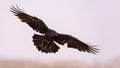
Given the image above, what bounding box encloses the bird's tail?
[32,34,60,53]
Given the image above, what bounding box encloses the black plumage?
[10,5,99,54]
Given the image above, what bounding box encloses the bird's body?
[10,5,99,54]
[45,29,58,39]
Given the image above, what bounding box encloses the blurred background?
[0,0,120,68]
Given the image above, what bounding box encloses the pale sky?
[0,0,120,62]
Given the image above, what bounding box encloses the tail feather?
[32,34,60,53]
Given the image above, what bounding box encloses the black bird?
[10,5,99,54]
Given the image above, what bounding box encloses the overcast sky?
[0,0,120,62]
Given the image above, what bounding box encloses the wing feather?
[55,34,99,54]
[10,5,48,34]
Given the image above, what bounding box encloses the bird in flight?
[10,5,99,54]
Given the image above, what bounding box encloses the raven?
[10,5,99,54]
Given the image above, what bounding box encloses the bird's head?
[45,29,58,38]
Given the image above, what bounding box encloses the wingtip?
[90,46,100,54]
[10,5,25,14]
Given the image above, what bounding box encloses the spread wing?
[55,34,99,54]
[10,5,48,34]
